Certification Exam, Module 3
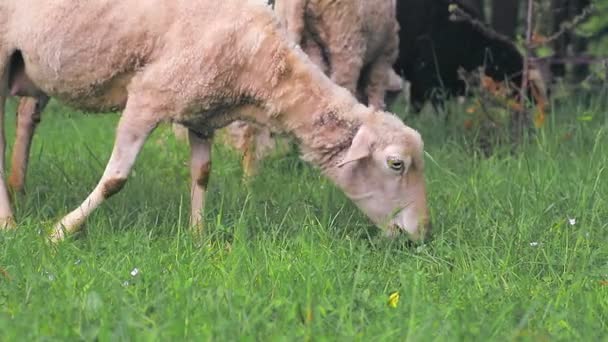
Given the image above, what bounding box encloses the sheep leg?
[318,6,364,95]
[329,54,362,96]
[8,96,48,194]
[0,96,15,229]
[223,121,269,180]
[188,129,212,233]
[274,0,306,44]
[50,107,158,242]
[241,123,259,180]
[302,38,328,74]
[384,69,404,109]
[363,60,391,110]
[172,122,189,142]
[0,54,16,229]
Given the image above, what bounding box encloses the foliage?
[583,0,608,54]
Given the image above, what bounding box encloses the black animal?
[394,0,525,111]
[551,0,591,82]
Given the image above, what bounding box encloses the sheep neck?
[264,49,370,171]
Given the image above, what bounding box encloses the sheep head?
[329,113,430,241]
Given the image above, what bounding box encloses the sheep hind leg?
[222,121,268,182]
[241,123,259,181]
[8,96,49,194]
[50,102,159,242]
[329,54,362,96]
[172,123,189,142]
[362,60,392,110]
[0,54,16,229]
[188,130,212,235]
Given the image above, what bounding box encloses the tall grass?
[1,96,607,340]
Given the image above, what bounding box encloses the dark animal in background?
[491,0,520,39]
[487,0,594,85]
[394,0,526,111]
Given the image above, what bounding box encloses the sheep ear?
[338,125,375,167]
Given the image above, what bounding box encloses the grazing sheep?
[8,0,404,185]
[274,0,400,109]
[0,0,430,241]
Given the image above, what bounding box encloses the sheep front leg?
[274,0,306,44]
[8,96,49,194]
[50,107,158,242]
[188,130,212,234]
[0,94,15,229]
[0,53,16,228]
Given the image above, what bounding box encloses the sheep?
[0,0,430,241]
[8,0,404,186]
[274,0,400,110]
[226,0,402,178]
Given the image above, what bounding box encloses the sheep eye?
[387,157,404,172]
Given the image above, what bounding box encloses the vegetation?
[1,94,606,340]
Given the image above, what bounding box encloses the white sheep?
[0,0,429,241]
[9,0,405,187]
[274,0,400,109]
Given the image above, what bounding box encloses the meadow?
[0,94,607,341]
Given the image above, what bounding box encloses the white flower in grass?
[43,270,55,281]
[122,281,130,287]
[130,268,139,277]
[530,242,540,247]
[568,217,576,226]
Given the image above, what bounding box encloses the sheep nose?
[404,218,432,242]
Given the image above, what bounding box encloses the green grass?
[1,95,607,341]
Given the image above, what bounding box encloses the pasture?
[0,96,607,340]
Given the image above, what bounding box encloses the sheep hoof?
[0,217,16,230]
[189,221,204,236]
[242,173,255,186]
[48,225,67,244]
